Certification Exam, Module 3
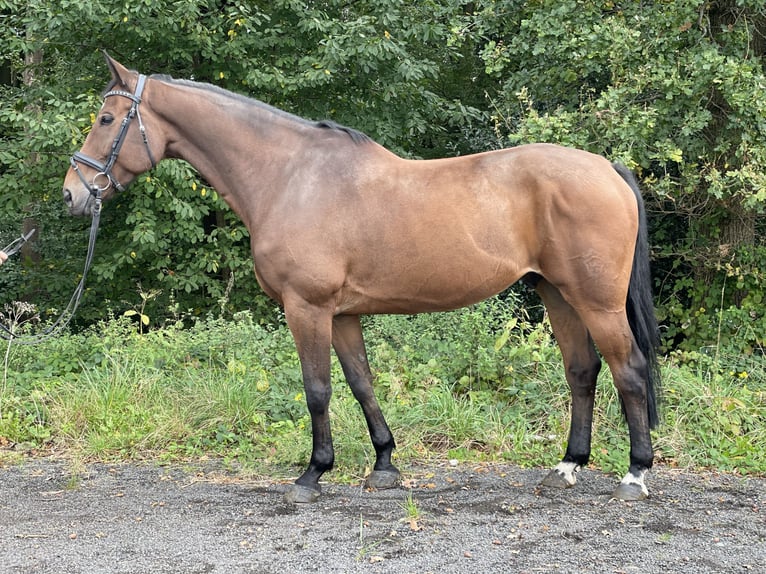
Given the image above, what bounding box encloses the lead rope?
[0,189,102,344]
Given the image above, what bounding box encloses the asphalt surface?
[1,459,763,573]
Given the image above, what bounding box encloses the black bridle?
[1,75,156,344]
[70,73,156,195]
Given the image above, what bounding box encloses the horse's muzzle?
[63,187,92,216]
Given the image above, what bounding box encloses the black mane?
[314,119,371,144]
[150,74,371,144]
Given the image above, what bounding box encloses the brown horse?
[63,54,660,503]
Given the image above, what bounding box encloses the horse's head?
[63,53,160,216]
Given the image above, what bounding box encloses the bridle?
[1,75,156,344]
[70,73,157,196]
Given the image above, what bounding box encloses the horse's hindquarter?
[519,145,640,311]
[254,143,638,316]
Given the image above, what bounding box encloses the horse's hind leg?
[579,309,654,500]
[332,314,400,489]
[535,279,602,489]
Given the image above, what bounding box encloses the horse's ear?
[102,51,131,88]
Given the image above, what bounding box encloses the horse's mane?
[149,73,372,145]
[314,119,372,145]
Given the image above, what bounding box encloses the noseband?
[70,74,157,196]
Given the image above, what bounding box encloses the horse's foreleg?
[283,299,335,503]
[536,280,601,489]
[332,315,400,490]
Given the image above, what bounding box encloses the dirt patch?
[1,459,763,573]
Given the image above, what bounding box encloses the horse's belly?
[336,251,527,315]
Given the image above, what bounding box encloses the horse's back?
[254,140,639,315]
[313,143,639,314]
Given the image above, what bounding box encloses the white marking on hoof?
[541,461,580,488]
[554,461,580,486]
[620,468,648,490]
[614,469,649,500]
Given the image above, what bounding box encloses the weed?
[122,284,162,334]
[656,532,673,545]
[399,489,421,521]
[65,456,87,490]
[398,490,423,531]
[355,514,385,562]
[1,301,40,417]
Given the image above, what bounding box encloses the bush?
[1,300,764,476]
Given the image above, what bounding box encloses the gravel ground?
[0,459,763,573]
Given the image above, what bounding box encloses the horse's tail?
[613,163,661,429]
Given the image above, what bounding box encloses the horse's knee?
[347,375,375,403]
[566,355,601,389]
[304,384,332,415]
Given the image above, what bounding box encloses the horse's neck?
[154,81,301,225]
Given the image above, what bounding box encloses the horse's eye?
[100,114,114,126]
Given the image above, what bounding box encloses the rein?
[2,74,155,344]
[0,191,102,344]
[2,228,37,259]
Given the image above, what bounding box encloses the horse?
[63,53,660,503]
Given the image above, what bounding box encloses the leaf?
[494,318,517,351]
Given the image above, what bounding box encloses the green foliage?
[3,305,763,476]
[656,350,766,474]
[1,0,765,356]
[659,244,766,354]
[365,294,555,393]
[476,0,766,355]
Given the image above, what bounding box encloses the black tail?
[613,163,661,429]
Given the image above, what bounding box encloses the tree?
[2,0,764,356]
[0,0,482,326]
[476,0,766,354]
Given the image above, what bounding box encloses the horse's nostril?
[63,188,72,206]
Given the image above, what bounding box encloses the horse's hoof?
[541,469,573,489]
[540,462,578,489]
[284,484,321,504]
[612,482,648,501]
[612,469,649,501]
[365,469,401,490]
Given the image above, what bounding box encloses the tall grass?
[1,299,764,478]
